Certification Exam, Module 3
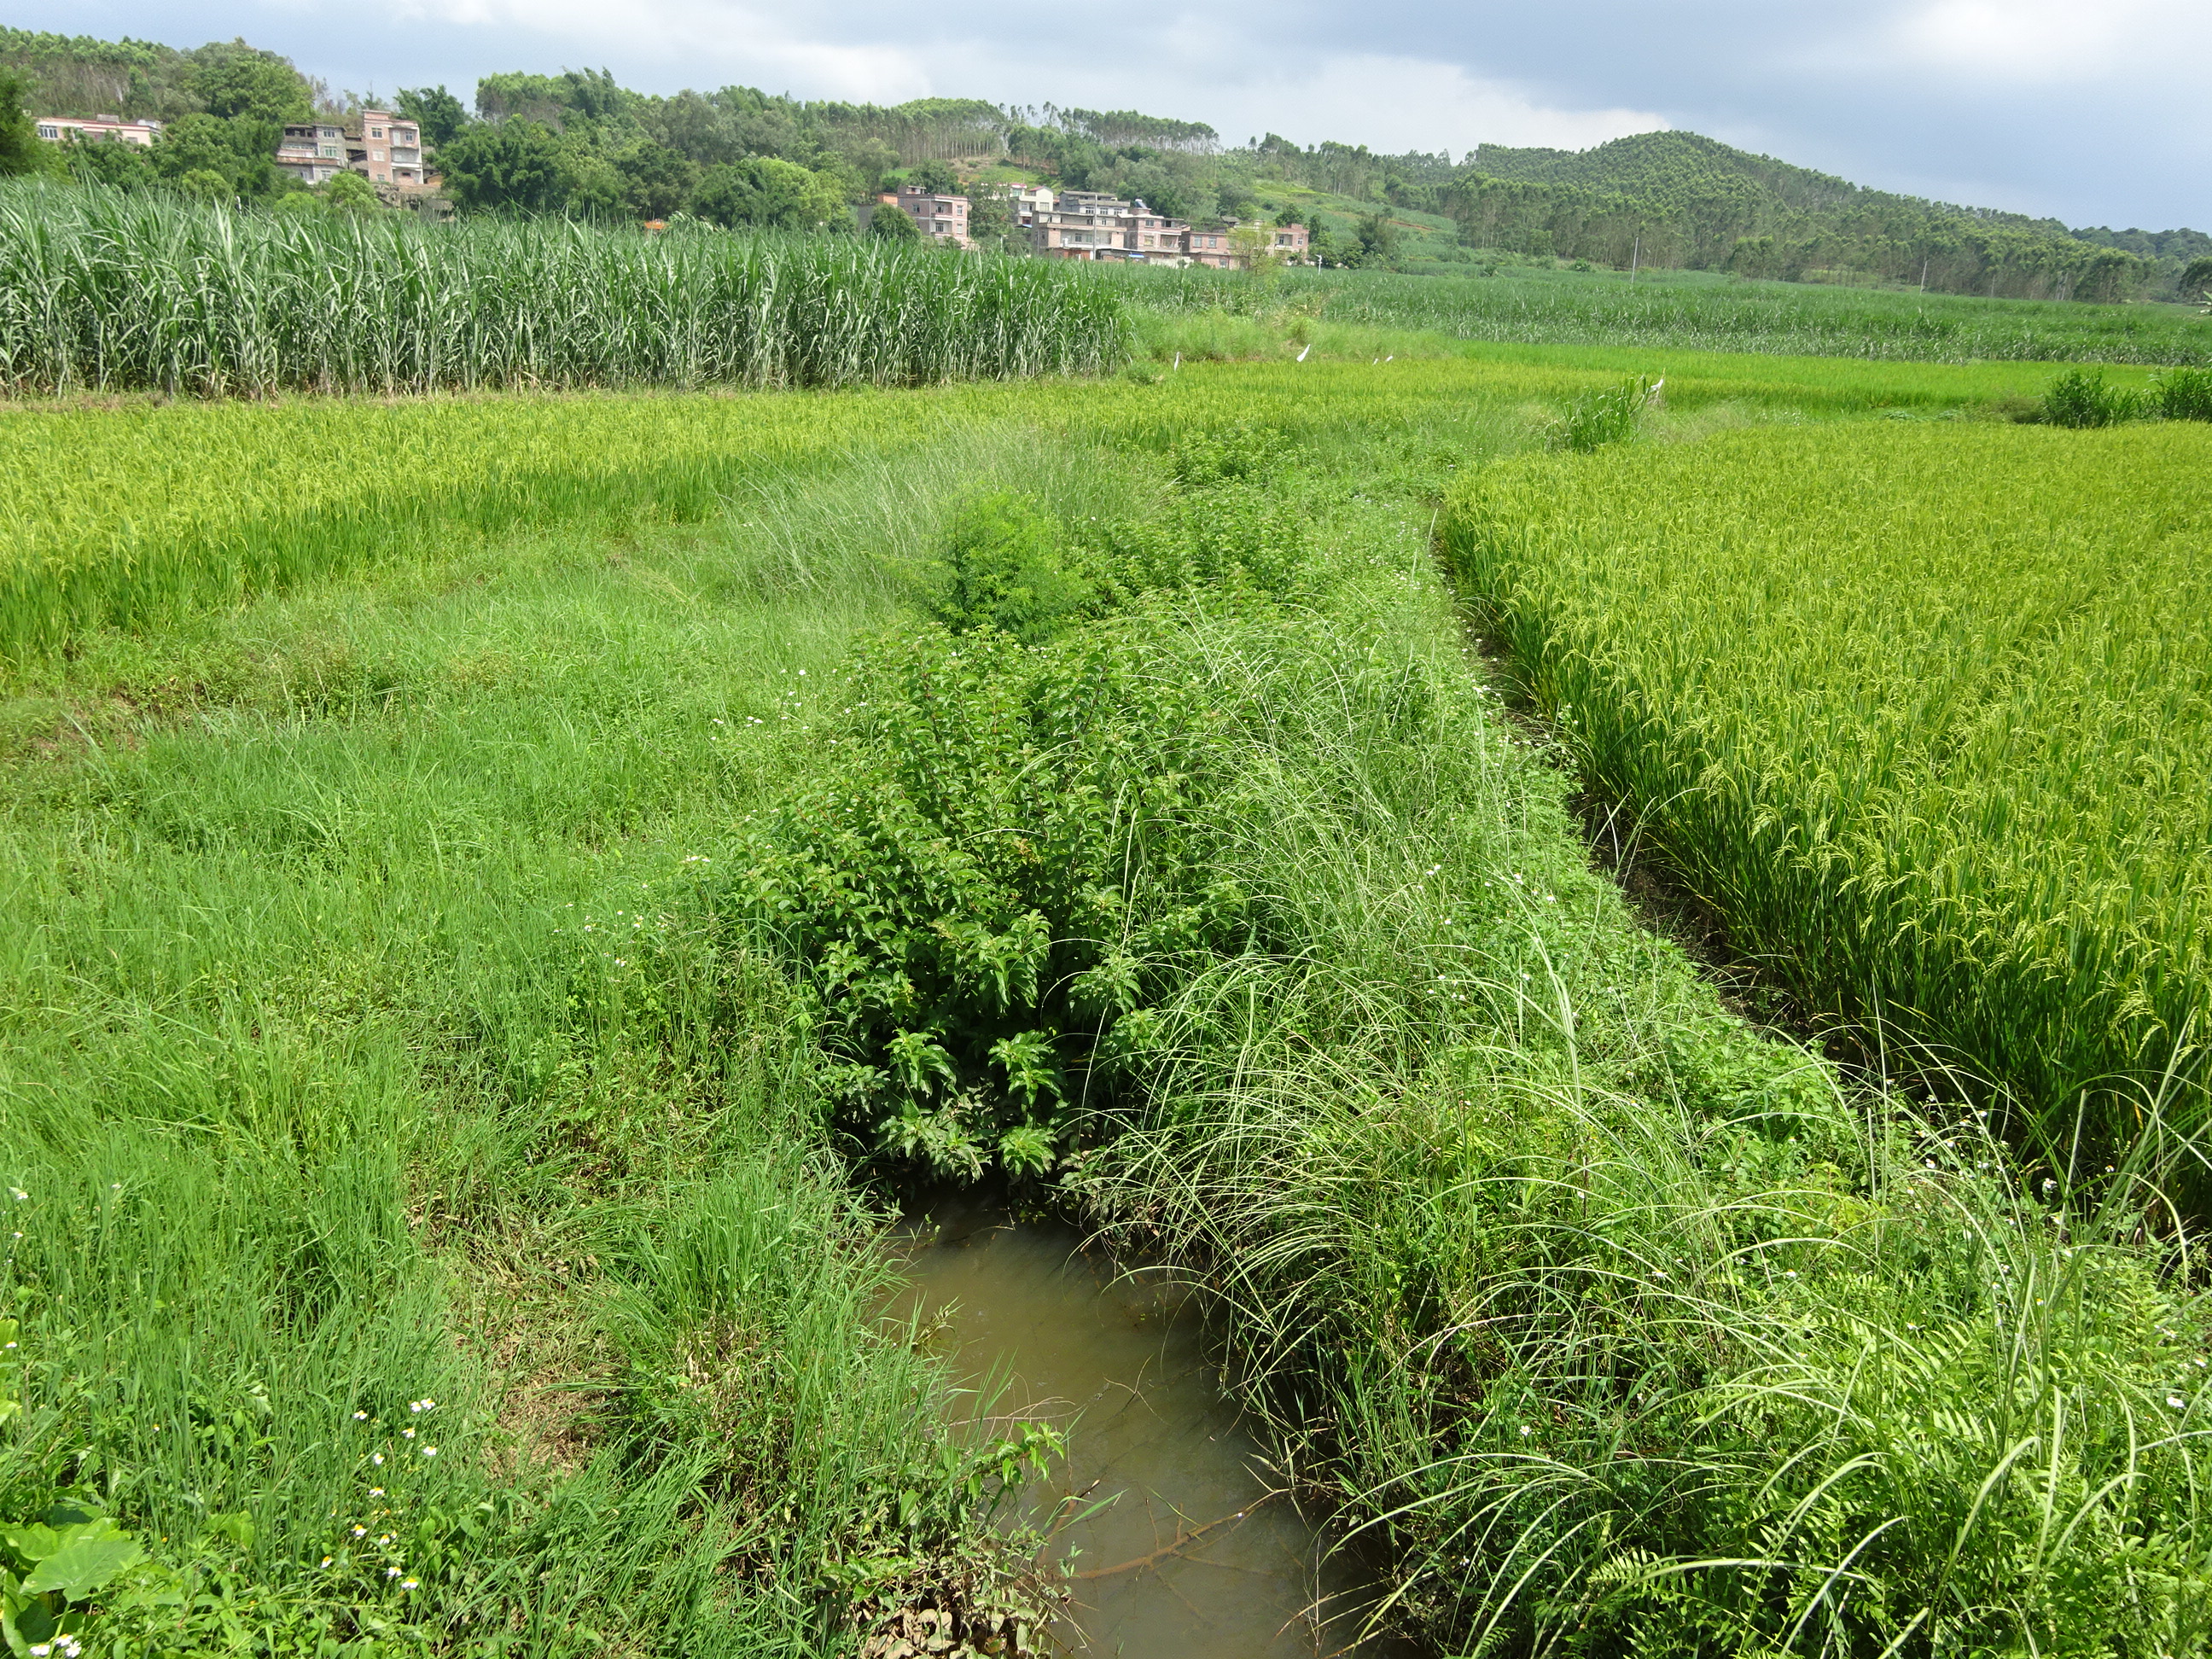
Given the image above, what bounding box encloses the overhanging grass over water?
[0,180,1126,399]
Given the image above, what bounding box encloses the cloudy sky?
[28,0,2209,229]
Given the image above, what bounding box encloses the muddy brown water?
[884,1196,1411,1658]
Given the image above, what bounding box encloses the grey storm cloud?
[27,0,2211,228]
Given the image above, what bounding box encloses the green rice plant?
[1447,419,2212,1168]
[0,180,1126,399]
[1115,262,2212,366]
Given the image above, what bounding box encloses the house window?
[371,127,385,138]
[37,124,58,140]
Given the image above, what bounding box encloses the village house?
[1185,219,1313,269]
[32,114,160,147]
[275,122,351,185]
[1004,182,1056,226]
[350,109,428,189]
[1029,191,1190,261]
[882,183,971,245]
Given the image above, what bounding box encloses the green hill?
[1442,130,2152,300]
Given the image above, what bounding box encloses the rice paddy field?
[1447,419,2212,1168]
[1121,261,2212,365]
[3,212,2210,1658]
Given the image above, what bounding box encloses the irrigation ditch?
[880,1192,1412,1656]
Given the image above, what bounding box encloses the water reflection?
[884,1196,1405,1658]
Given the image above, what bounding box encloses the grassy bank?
[3,360,2206,1656]
[0,435,1102,1655]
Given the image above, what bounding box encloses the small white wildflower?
[421,1444,439,1458]
[2170,1395,2188,1411]
[403,1428,416,1439]
[353,1410,369,1420]
[321,1556,333,1568]
[372,1453,384,1465]
[387,1566,401,1578]
[1784,1270,1798,1280]
[1518,1424,1532,1436]
[9,1188,26,1202]
[370,1487,384,1495]
[29,1644,50,1657]
[401,1578,419,1591]
[353,1527,367,1538]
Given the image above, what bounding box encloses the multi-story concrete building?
[32,114,160,148]
[1004,182,1055,226]
[1030,194,1190,261]
[349,110,428,189]
[1185,220,1312,269]
[1185,226,1237,267]
[884,183,970,245]
[275,122,350,185]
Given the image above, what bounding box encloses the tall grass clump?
[0,180,1126,398]
[1447,418,2212,1168]
[2040,367,2145,427]
[0,435,1086,1654]
[1546,373,1660,451]
[2154,365,2212,421]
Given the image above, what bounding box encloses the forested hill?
[1447,131,2163,300]
[5,25,2205,301]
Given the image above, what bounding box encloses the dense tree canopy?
[183,41,311,124]
[394,84,467,148]
[0,66,44,177]
[692,155,846,229]
[437,119,567,214]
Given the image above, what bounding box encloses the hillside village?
[878,179,1308,265]
[30,110,1313,263]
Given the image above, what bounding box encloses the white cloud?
[392,0,928,101]
[391,0,1664,154]
[1865,0,2206,83]
[1140,54,1669,157]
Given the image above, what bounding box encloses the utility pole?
[1919,255,1929,293]
[1630,233,1640,282]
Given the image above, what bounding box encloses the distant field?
[0,352,2075,661]
[1448,418,2212,1149]
[1122,262,2212,365]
